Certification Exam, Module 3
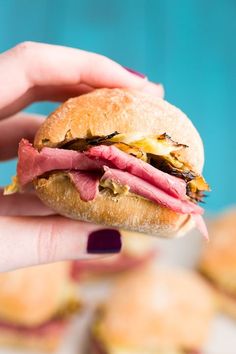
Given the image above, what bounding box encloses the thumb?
[0,216,122,272]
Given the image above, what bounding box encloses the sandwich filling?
[0,318,68,338]
[5,132,210,237]
[72,250,155,279]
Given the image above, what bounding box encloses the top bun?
[34,88,204,174]
[96,265,215,350]
[0,262,72,327]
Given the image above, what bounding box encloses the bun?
[33,89,204,238]
[0,262,71,327]
[35,172,195,238]
[92,265,215,350]
[34,89,204,173]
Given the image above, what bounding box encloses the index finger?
[0,42,164,119]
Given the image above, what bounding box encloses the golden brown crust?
[199,209,236,293]
[35,172,195,238]
[34,88,204,174]
[0,262,72,326]
[95,265,215,350]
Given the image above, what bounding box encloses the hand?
[0,41,164,272]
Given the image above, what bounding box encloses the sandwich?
[199,208,236,319]
[72,230,158,279]
[89,265,215,354]
[0,262,80,352]
[5,88,210,238]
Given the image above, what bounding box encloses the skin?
[0,41,164,272]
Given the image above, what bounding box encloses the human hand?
[0,42,164,272]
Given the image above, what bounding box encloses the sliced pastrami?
[86,144,187,199]
[192,214,209,240]
[68,171,100,201]
[17,139,104,186]
[101,167,203,215]
[71,250,156,280]
[0,318,67,336]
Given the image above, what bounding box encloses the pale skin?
[0,41,164,272]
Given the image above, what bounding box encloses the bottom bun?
[35,172,195,238]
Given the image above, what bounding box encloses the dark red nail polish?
[124,66,146,79]
[87,229,122,254]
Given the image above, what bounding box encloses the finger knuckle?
[36,220,60,264]
[12,41,36,58]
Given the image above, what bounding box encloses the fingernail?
[87,229,122,254]
[124,66,146,79]
[142,82,164,97]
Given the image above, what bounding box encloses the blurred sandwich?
[199,209,236,319]
[89,265,215,354]
[72,230,158,280]
[0,262,80,352]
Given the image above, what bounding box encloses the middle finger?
[0,188,55,216]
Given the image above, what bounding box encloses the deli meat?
[101,167,203,215]
[86,145,186,199]
[68,171,100,201]
[192,214,209,240]
[17,140,207,235]
[72,250,155,280]
[0,318,67,336]
[18,140,187,202]
[17,139,104,186]
[101,167,207,237]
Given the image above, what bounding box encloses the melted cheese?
[4,176,20,195]
[110,133,184,156]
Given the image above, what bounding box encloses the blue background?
[0,0,235,212]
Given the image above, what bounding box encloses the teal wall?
[0,0,235,212]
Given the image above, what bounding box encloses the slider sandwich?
[89,265,215,354]
[0,262,80,352]
[72,230,158,279]
[199,209,236,319]
[5,89,210,238]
